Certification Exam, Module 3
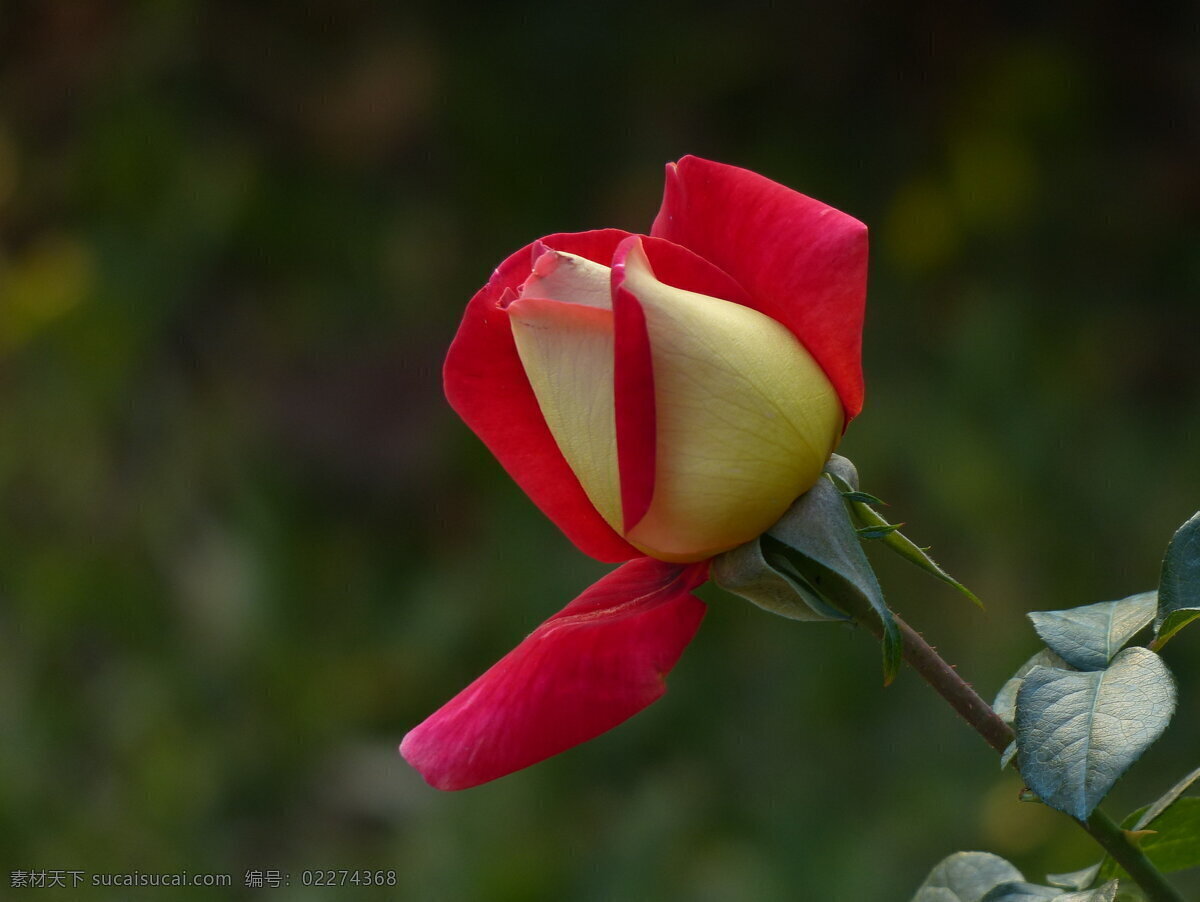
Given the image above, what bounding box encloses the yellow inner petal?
[621,240,843,562]
[508,253,624,532]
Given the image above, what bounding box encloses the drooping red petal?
[400,557,709,790]
[650,155,868,421]
[444,229,639,563]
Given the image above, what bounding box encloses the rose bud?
[402,156,867,789]
[508,234,843,562]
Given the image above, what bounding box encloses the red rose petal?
[611,237,658,534]
[651,155,868,421]
[400,557,708,790]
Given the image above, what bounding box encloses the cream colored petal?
[621,241,843,562]
[508,295,623,532]
[521,249,613,310]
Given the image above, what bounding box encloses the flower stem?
[888,613,1012,754]
[855,610,1184,901]
[1083,808,1184,902]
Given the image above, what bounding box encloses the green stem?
[857,611,1184,901]
[1084,808,1185,902]
[888,613,1012,754]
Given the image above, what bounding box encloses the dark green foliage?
[911,851,1025,901]
[1028,593,1157,671]
[1098,797,1200,881]
[1155,513,1200,646]
[1014,649,1176,821]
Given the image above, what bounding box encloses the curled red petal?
[610,234,754,533]
[444,229,639,563]
[400,557,709,790]
[650,155,868,422]
[636,234,752,306]
[611,237,657,534]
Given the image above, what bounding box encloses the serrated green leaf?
[1046,864,1101,891]
[1015,649,1177,821]
[912,852,1024,902]
[993,648,1073,725]
[830,471,983,609]
[1154,511,1200,646]
[1099,797,1200,881]
[979,883,1059,901]
[1028,593,1157,671]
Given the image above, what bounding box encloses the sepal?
[709,533,850,623]
[831,471,982,608]
[712,455,900,684]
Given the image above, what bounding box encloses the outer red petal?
[650,155,868,421]
[400,557,708,790]
[637,234,752,307]
[444,229,639,563]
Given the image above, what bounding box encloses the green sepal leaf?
[993,648,1072,726]
[1099,797,1200,881]
[841,489,886,505]
[1027,593,1157,672]
[710,535,850,623]
[1154,511,1200,646]
[1046,864,1101,891]
[979,883,1060,900]
[911,851,1024,902]
[715,455,900,684]
[829,472,983,609]
[770,468,900,681]
[1015,649,1177,821]
[857,523,904,539]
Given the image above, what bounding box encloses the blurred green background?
[1,1,1197,899]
